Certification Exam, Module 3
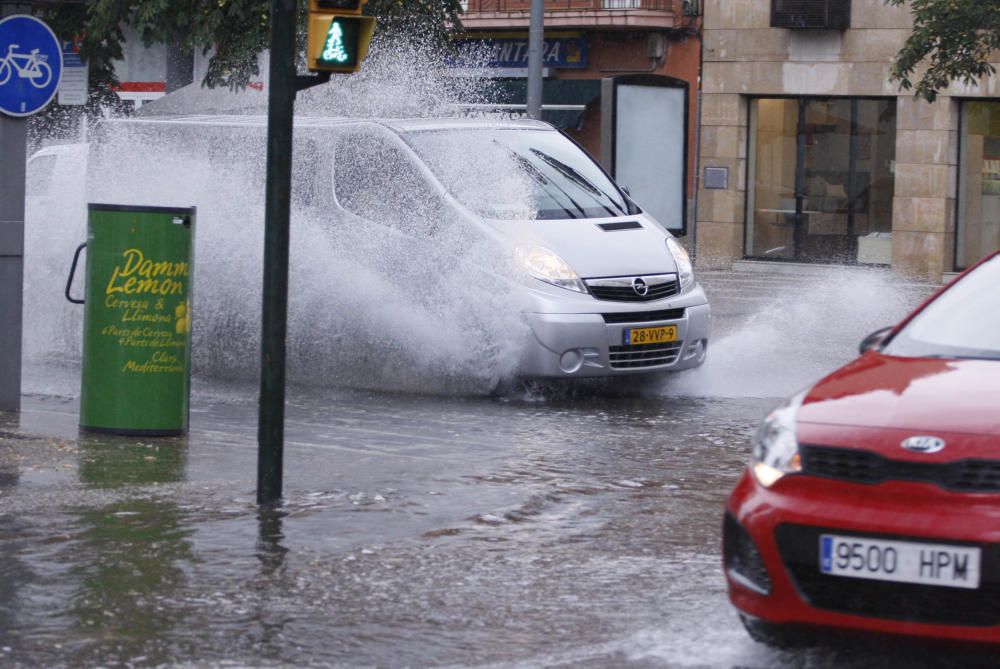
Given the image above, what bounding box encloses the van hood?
[493,215,676,278]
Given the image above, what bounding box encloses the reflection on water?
[256,508,288,578]
[70,436,192,667]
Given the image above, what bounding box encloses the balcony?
[460,0,681,31]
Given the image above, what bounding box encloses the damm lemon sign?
[72,204,196,435]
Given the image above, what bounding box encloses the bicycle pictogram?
[0,43,53,89]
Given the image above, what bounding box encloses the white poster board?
[614,83,686,231]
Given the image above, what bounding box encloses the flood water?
[4,268,947,668]
[3,387,766,668]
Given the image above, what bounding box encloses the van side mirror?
[859,326,893,354]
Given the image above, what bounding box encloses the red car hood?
[799,354,1000,437]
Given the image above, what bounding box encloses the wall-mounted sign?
[450,32,588,70]
[704,166,729,190]
[58,37,88,106]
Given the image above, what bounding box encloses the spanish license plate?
[623,325,678,346]
[819,534,981,589]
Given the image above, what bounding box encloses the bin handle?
[65,243,86,304]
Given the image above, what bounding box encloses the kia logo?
[632,277,648,296]
[901,436,946,454]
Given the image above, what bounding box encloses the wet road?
[4,389,772,668]
[1,268,965,668]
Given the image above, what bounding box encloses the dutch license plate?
[819,534,981,589]
[623,325,678,346]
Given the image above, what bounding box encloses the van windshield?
[404,128,639,220]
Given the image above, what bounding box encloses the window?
[747,97,896,264]
[770,0,850,30]
[333,133,443,238]
[883,254,1000,360]
[957,102,1000,270]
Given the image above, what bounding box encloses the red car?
[724,251,1000,647]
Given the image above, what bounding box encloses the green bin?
[66,204,196,435]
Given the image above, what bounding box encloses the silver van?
[92,115,710,379]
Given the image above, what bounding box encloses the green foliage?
[43,0,463,91]
[888,0,1000,102]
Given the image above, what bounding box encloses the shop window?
[957,102,1000,269]
[747,97,896,264]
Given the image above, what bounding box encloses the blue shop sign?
[451,33,588,70]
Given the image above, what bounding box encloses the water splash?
[296,29,499,119]
[23,34,530,397]
[665,269,933,399]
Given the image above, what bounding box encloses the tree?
[887,0,1000,102]
[43,0,463,92]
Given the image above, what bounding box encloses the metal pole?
[0,115,24,414]
[258,0,298,506]
[0,1,30,413]
[526,0,544,120]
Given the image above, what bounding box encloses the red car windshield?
[882,254,1000,361]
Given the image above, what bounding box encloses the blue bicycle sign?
[0,15,62,117]
[0,45,54,88]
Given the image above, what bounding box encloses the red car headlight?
[750,390,807,488]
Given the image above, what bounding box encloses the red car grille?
[775,524,1000,627]
[800,445,1000,493]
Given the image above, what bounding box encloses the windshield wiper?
[529,148,624,217]
[491,140,581,219]
[498,143,590,219]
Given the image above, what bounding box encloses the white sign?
[57,38,87,106]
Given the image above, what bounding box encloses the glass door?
[748,97,896,264]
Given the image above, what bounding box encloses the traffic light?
[306,0,376,73]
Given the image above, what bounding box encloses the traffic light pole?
[258,0,336,507]
[258,0,299,506]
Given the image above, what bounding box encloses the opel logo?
[632,277,649,297]
[901,436,946,454]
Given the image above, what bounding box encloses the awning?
[471,78,602,130]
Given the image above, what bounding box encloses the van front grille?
[602,308,685,324]
[585,274,678,302]
[609,341,682,369]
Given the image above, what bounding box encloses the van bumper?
[518,299,710,378]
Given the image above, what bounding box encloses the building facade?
[696,0,1000,280]
[457,0,703,234]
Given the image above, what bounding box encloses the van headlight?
[516,247,588,294]
[750,390,808,488]
[665,237,694,290]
